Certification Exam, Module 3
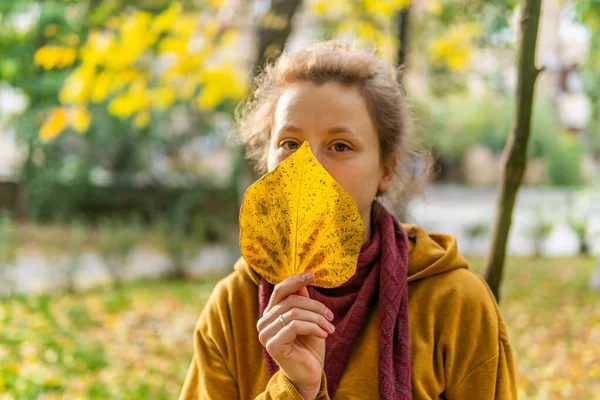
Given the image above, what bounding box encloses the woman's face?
[267,81,394,242]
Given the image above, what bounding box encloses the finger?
[258,308,335,345]
[296,286,309,298]
[257,295,333,332]
[265,320,328,358]
[266,272,315,311]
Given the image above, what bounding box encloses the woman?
[179,41,517,399]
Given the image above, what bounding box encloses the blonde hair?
[235,40,431,211]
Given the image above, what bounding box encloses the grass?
[0,279,216,399]
[470,256,600,400]
[1,256,599,399]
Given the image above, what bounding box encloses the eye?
[281,140,300,151]
[331,142,351,152]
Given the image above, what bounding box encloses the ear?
[378,154,397,193]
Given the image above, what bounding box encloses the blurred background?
[0,0,599,398]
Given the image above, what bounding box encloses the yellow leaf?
[34,46,76,70]
[90,71,112,102]
[40,108,68,141]
[151,3,182,34]
[56,48,77,68]
[69,107,91,133]
[151,87,176,109]
[239,141,365,288]
[108,95,134,117]
[34,46,56,70]
[59,65,94,104]
[80,32,116,66]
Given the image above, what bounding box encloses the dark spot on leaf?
[307,252,325,270]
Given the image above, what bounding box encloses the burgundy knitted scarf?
[258,202,412,399]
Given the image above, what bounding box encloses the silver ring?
[278,314,287,327]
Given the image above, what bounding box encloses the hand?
[257,272,335,399]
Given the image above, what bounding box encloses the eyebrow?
[276,124,359,138]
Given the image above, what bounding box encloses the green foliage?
[464,220,490,240]
[97,216,143,287]
[0,213,18,296]
[159,212,206,279]
[566,187,597,256]
[1,0,227,224]
[57,220,88,293]
[522,207,555,257]
[567,215,590,256]
[414,92,560,162]
[546,134,584,187]
[463,220,490,255]
[575,1,600,155]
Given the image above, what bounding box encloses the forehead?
[273,81,374,128]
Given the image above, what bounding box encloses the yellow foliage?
[424,0,442,15]
[38,4,247,140]
[151,87,176,109]
[59,66,94,104]
[80,32,117,67]
[220,29,240,48]
[207,0,223,8]
[111,69,142,92]
[158,36,188,56]
[107,12,156,68]
[180,76,199,100]
[40,108,68,141]
[151,3,182,35]
[170,14,199,37]
[196,65,248,109]
[429,23,481,71]
[90,71,113,102]
[307,0,351,17]
[337,21,397,61]
[34,46,77,70]
[133,110,151,129]
[108,78,150,118]
[69,107,91,133]
[361,0,411,16]
[239,141,364,288]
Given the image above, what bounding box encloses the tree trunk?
[396,5,411,76]
[252,0,303,77]
[482,0,543,302]
[394,5,411,221]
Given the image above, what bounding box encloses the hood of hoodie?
[234,224,469,286]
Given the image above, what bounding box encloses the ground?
[1,256,599,399]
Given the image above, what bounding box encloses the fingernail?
[302,272,314,283]
[326,309,334,320]
[328,322,335,332]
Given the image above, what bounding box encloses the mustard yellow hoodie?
[179,224,517,399]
